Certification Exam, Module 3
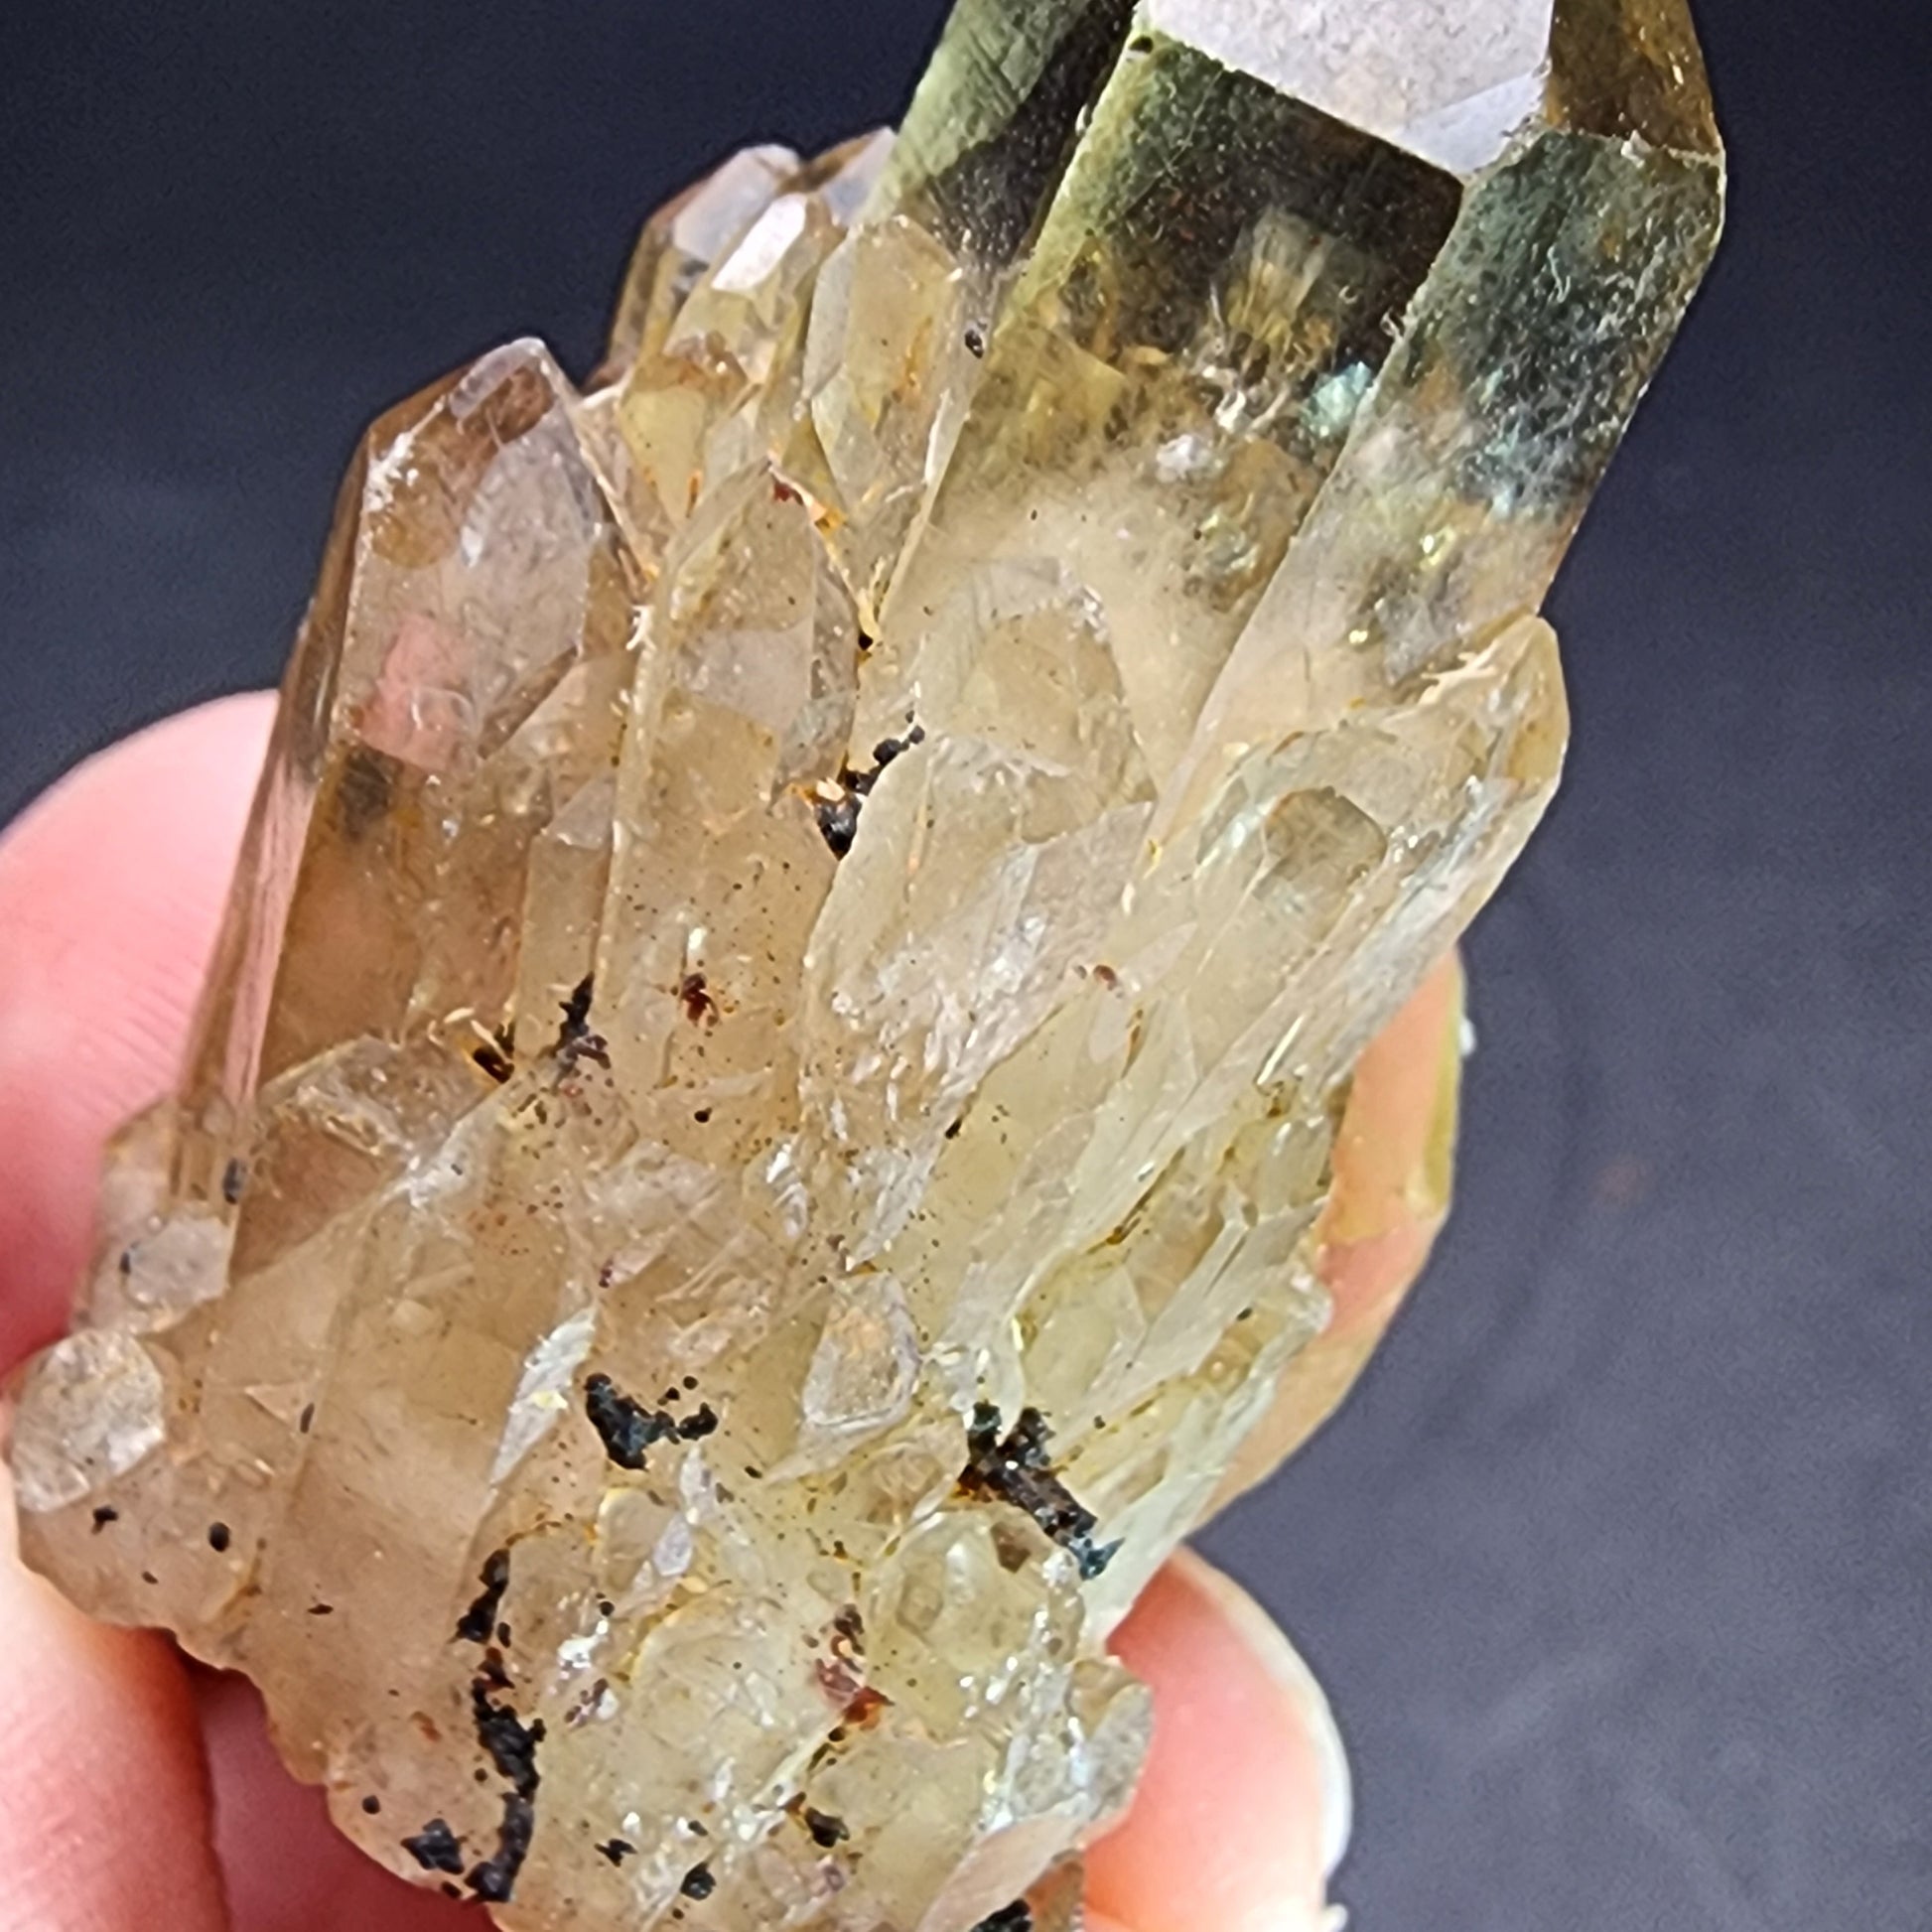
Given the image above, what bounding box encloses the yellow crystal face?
[8,4,1721,1928]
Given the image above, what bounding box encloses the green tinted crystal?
[879,0,1138,268]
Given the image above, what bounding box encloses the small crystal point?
[9,4,1722,1927]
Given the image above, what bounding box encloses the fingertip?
[0,1467,228,1932]
[0,695,272,1361]
[198,1672,479,1932]
[1088,1553,1348,1932]
[1169,1554,1353,1884]
[1321,949,1463,1254]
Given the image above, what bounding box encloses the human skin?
[0,696,1455,1932]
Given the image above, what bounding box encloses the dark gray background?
[2,3,1927,1927]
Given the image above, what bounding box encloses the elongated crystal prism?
[9,4,1722,1927]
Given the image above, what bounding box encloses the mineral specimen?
[7,2,1722,1927]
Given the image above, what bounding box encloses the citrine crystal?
[8,4,1721,1926]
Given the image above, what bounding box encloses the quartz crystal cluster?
[8,3,1721,1927]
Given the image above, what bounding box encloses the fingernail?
[1173,1552,1354,1883]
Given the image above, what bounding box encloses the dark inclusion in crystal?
[959,1405,1121,1581]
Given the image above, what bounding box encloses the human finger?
[0,693,275,1361]
[0,1460,230,1932]
[198,1670,482,1932]
[1089,1551,1350,1932]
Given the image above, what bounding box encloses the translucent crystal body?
[8,4,1721,1927]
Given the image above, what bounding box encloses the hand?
[0,697,1458,1932]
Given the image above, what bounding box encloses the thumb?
[1092,1551,1351,1932]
